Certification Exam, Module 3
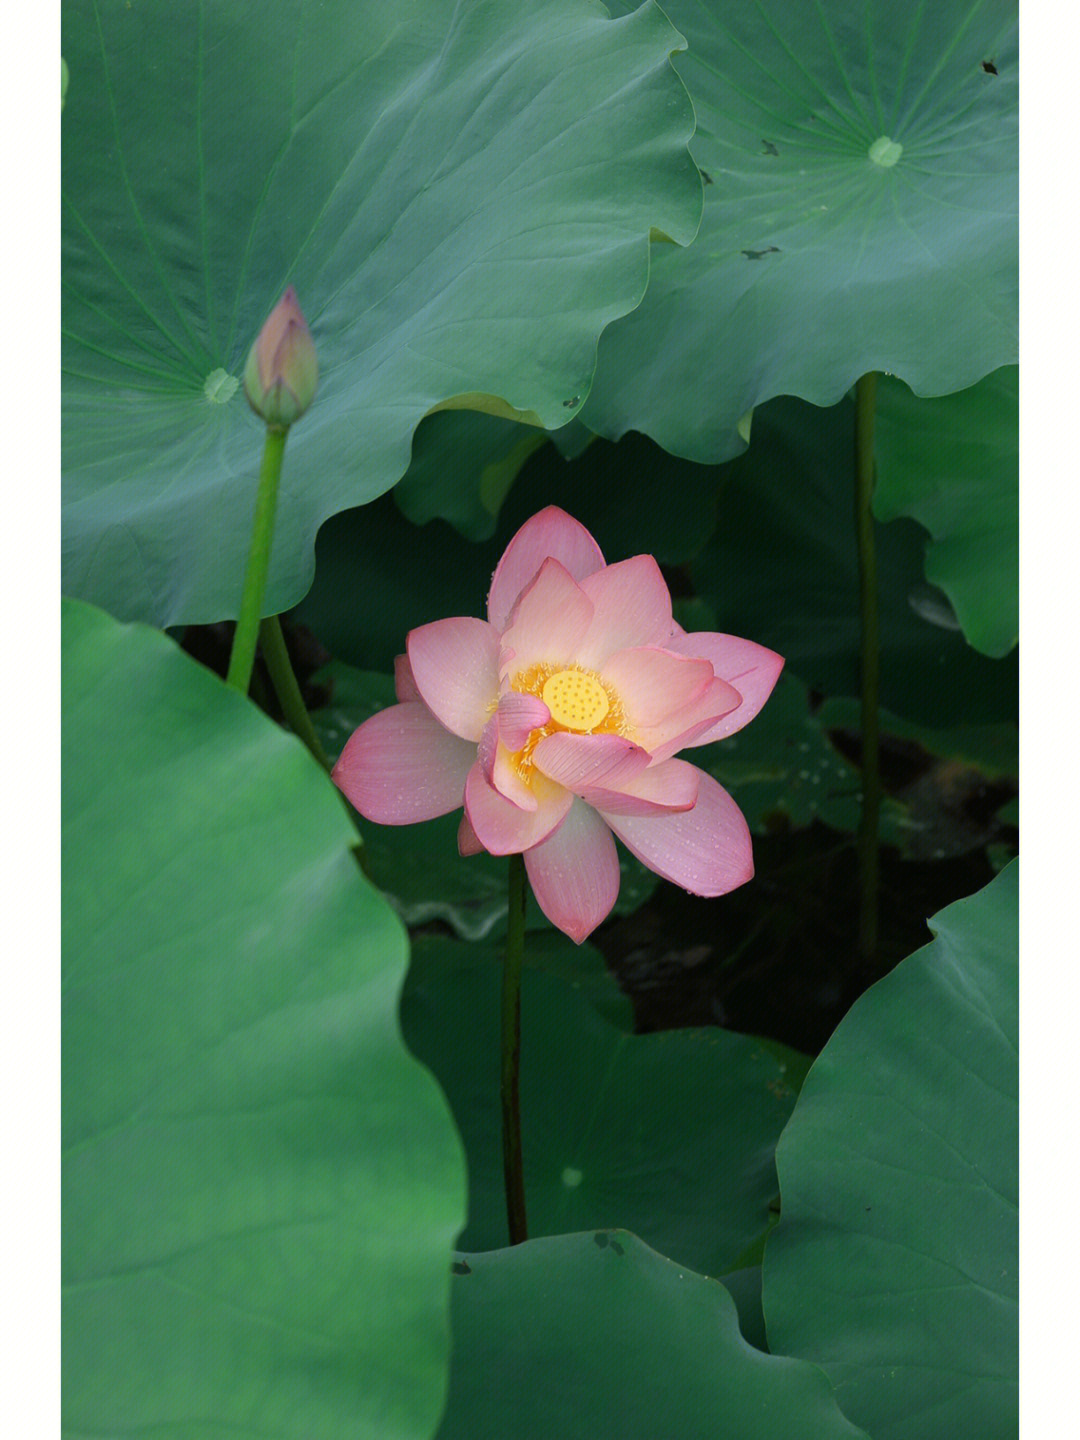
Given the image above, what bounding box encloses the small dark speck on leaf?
[611,1240,625,1257]
[742,247,781,260]
[981,59,998,74]
[761,140,779,156]
[594,1232,608,1248]
[451,1260,472,1275]
[563,396,580,408]
[699,168,714,185]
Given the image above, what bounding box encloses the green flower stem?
[502,852,529,1245]
[226,425,288,695]
[854,372,881,968]
[258,614,332,773]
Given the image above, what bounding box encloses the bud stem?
[226,425,288,696]
[257,614,332,773]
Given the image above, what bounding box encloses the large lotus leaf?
[580,0,1018,461]
[312,661,660,940]
[62,0,701,627]
[717,1263,770,1353]
[400,934,796,1275]
[762,862,1018,1440]
[63,599,467,1439]
[688,394,1019,726]
[439,1233,868,1439]
[393,410,552,541]
[874,368,1018,658]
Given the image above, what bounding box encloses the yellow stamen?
[542,668,610,730]
[501,662,627,784]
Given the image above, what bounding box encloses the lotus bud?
[243,287,318,429]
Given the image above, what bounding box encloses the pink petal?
[487,506,606,632]
[575,555,674,669]
[464,762,571,855]
[332,703,473,824]
[497,690,550,750]
[523,799,621,943]
[600,646,715,729]
[458,811,484,856]
[665,632,785,742]
[492,741,537,812]
[481,710,544,813]
[579,757,700,816]
[599,770,754,896]
[477,714,499,784]
[637,676,744,762]
[499,558,594,675]
[407,616,499,742]
[532,731,651,792]
[394,653,421,702]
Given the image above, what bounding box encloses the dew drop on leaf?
[203,368,239,404]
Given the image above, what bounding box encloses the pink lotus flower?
[333,507,783,942]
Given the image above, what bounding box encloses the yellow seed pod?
[542,669,610,731]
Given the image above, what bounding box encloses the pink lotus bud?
[243,287,318,429]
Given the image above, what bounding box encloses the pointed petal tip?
[523,800,620,942]
[600,771,754,897]
[487,508,606,632]
[458,811,485,857]
[665,633,785,743]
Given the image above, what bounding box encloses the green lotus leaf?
[874,368,1018,658]
[63,599,466,1438]
[401,934,797,1275]
[391,407,600,540]
[439,1233,868,1438]
[393,411,551,541]
[762,862,1018,1440]
[717,1263,770,1352]
[688,394,1018,726]
[581,0,1018,461]
[62,0,701,626]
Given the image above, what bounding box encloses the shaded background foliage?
[63,0,1017,1436]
